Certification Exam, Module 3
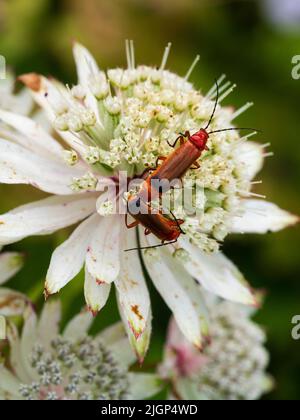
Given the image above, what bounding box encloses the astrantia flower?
[160,300,273,400]
[0,300,161,400]
[0,42,297,359]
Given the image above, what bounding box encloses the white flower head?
[160,299,273,400]
[0,300,161,400]
[0,42,297,359]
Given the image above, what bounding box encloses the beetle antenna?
[204,79,219,130]
[125,239,178,252]
[208,127,261,135]
[169,210,185,235]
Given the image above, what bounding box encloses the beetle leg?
[140,167,156,180]
[125,214,140,229]
[191,161,200,170]
[156,156,167,167]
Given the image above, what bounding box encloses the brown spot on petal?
[131,305,143,321]
[128,321,142,340]
[0,221,4,225]
[0,295,26,317]
[87,306,99,317]
[18,73,42,92]
[96,279,106,285]
[43,288,51,301]
[129,280,139,287]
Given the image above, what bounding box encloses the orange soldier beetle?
[139,80,257,202]
[125,193,185,252]
[139,128,210,202]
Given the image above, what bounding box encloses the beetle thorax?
[189,129,209,151]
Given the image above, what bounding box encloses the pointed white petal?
[33,108,53,132]
[0,365,21,398]
[84,266,111,315]
[0,139,83,194]
[20,305,38,379]
[63,310,93,341]
[0,288,27,317]
[142,238,209,348]
[37,300,61,349]
[129,373,163,400]
[179,237,256,306]
[0,194,96,246]
[160,318,207,381]
[73,43,100,86]
[118,295,152,364]
[73,43,101,123]
[231,199,299,234]
[85,215,121,285]
[6,322,32,383]
[0,252,24,285]
[19,74,86,155]
[234,141,264,180]
[0,108,63,160]
[14,89,34,116]
[115,228,151,339]
[171,267,210,344]
[45,213,98,295]
[19,73,61,121]
[0,72,33,115]
[0,73,14,94]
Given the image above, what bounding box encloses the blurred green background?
[0,0,299,400]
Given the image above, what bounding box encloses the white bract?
[160,299,273,400]
[0,75,33,316]
[0,73,33,116]
[0,300,161,400]
[0,249,23,286]
[0,248,26,317]
[0,42,297,359]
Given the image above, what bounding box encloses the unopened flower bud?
[104,97,122,115]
